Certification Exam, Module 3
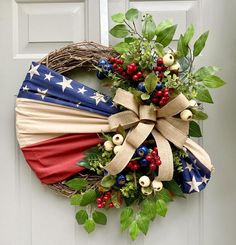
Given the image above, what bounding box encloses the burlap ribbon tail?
[104,88,213,181]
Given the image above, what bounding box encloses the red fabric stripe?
[21,133,102,184]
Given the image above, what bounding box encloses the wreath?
[16,8,225,240]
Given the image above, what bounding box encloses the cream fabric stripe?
[16,98,111,148]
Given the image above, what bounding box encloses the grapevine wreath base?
[16,9,225,240]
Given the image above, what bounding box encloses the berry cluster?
[96,58,113,80]
[153,58,167,80]
[109,57,143,82]
[127,145,162,172]
[96,192,114,209]
[151,86,170,106]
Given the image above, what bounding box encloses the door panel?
[0,0,235,244]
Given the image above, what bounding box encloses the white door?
[1,0,235,245]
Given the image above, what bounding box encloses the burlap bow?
[104,88,213,180]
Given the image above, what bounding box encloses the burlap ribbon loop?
[104,88,213,179]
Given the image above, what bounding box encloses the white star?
[90,92,106,105]
[44,72,54,81]
[76,102,81,107]
[186,176,202,193]
[202,176,209,184]
[56,76,73,92]
[111,101,118,108]
[37,88,48,99]
[185,163,194,172]
[22,85,29,92]
[28,63,40,80]
[77,86,87,95]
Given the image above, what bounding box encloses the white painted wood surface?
[0,0,235,244]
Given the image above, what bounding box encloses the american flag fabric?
[16,62,211,193]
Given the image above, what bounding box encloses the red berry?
[157,58,163,65]
[112,63,118,69]
[156,66,163,72]
[164,88,169,93]
[151,97,159,104]
[136,71,143,78]
[96,197,102,204]
[121,71,126,77]
[153,147,158,152]
[103,196,109,201]
[116,66,123,73]
[145,155,152,162]
[164,91,169,97]
[132,162,140,171]
[161,66,167,72]
[149,163,157,171]
[102,201,107,206]
[97,203,103,208]
[132,75,139,81]
[108,202,114,208]
[156,90,163,97]
[156,160,162,166]
[110,57,116,63]
[153,67,159,72]
[158,73,164,79]
[116,59,124,65]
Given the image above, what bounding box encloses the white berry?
[112,134,124,146]
[113,145,122,154]
[151,180,163,192]
[180,109,193,121]
[139,176,151,187]
[163,53,175,67]
[104,140,114,152]
[189,99,198,107]
[141,186,153,196]
[170,62,180,71]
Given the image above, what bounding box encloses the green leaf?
[191,109,208,120]
[65,178,88,191]
[77,161,91,169]
[163,180,185,198]
[189,121,202,137]
[101,175,116,188]
[80,190,97,206]
[113,42,130,54]
[112,13,125,23]
[124,37,136,43]
[195,85,213,103]
[177,34,188,58]
[156,25,177,47]
[120,207,134,231]
[136,215,150,235]
[193,31,209,57]
[203,75,226,88]
[129,221,140,241]
[83,219,96,233]
[70,194,82,206]
[125,8,139,21]
[109,24,129,38]
[144,73,158,93]
[155,43,165,57]
[142,15,156,41]
[75,210,88,225]
[141,199,156,221]
[194,66,219,81]
[141,93,150,101]
[156,19,173,36]
[156,199,167,217]
[183,24,195,44]
[92,211,107,225]
[155,188,173,203]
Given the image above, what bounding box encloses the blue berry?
[116,174,126,186]
[137,82,146,92]
[103,64,113,72]
[98,58,108,67]
[136,145,149,157]
[139,158,149,167]
[96,71,106,80]
[156,82,163,91]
